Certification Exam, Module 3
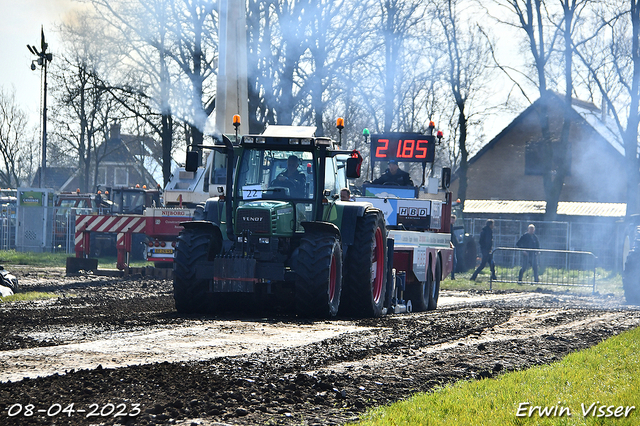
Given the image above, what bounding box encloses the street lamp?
[27,26,52,188]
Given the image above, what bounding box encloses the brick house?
[449,93,630,270]
[449,92,628,205]
[31,125,161,192]
[92,124,161,191]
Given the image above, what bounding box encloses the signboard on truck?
[355,196,444,231]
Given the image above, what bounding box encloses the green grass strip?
[0,250,71,267]
[0,292,58,303]
[0,250,150,268]
[442,268,622,297]
[354,327,640,425]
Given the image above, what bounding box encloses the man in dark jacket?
[517,224,540,282]
[274,155,306,197]
[470,219,496,281]
[372,160,414,186]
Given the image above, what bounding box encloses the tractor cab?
[108,186,162,215]
[233,126,350,235]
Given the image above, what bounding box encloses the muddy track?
[0,269,639,425]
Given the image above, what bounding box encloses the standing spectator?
[517,224,540,282]
[470,219,497,281]
[450,214,459,280]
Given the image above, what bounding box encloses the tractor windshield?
[236,149,314,201]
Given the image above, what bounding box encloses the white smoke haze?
[23,0,640,202]
[80,0,219,136]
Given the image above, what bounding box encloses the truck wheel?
[623,249,640,305]
[173,229,215,314]
[295,234,342,318]
[342,209,387,317]
[428,257,442,311]
[406,264,433,312]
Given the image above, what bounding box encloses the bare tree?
[376,0,425,132]
[301,0,380,137]
[574,0,640,215]
[434,0,493,207]
[490,0,588,219]
[50,13,120,192]
[0,88,37,187]
[85,0,218,185]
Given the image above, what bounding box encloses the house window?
[96,167,107,186]
[525,141,544,175]
[115,168,129,186]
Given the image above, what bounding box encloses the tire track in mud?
[1,273,640,425]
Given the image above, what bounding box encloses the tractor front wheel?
[173,229,216,314]
[295,234,342,318]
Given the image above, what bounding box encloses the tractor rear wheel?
[173,229,216,314]
[342,209,387,317]
[428,257,442,311]
[623,249,640,305]
[295,234,342,318]
[406,264,433,312]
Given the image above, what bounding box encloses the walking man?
[517,224,540,282]
[470,219,496,281]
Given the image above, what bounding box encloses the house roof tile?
[463,199,626,217]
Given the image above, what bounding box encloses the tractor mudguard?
[204,199,223,224]
[301,221,341,239]
[338,204,368,245]
[180,221,224,256]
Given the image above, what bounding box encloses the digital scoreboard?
[371,133,436,163]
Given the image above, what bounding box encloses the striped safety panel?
[75,215,147,252]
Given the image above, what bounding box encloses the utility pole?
[216,0,249,137]
[27,26,53,188]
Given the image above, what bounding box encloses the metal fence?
[1,203,16,251]
[1,205,84,254]
[491,247,597,292]
[51,207,82,253]
[464,218,619,270]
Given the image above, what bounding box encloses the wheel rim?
[371,227,384,303]
[329,250,337,302]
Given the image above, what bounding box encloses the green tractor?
[173,125,388,318]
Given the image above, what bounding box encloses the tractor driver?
[274,154,306,197]
[372,159,414,186]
